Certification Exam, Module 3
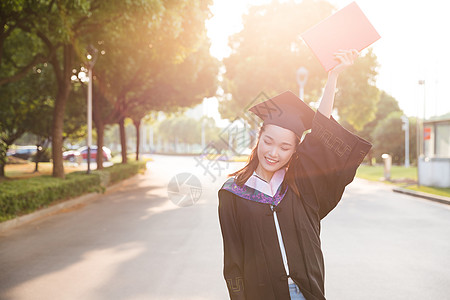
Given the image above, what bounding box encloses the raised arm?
[317,49,359,118]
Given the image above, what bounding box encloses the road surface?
[1,155,449,299]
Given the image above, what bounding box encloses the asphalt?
[0,171,134,233]
[1,155,449,300]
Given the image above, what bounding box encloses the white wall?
[418,157,450,188]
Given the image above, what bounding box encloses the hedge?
[0,161,146,222]
[98,161,147,185]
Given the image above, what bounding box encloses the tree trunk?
[367,151,373,166]
[0,134,24,178]
[34,139,49,173]
[34,146,40,173]
[51,86,71,178]
[133,119,141,161]
[34,160,40,172]
[119,117,127,164]
[51,44,73,178]
[0,143,6,178]
[96,122,105,169]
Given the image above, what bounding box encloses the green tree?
[28,77,87,172]
[222,0,332,119]
[92,88,115,168]
[221,0,379,131]
[127,38,219,161]
[91,0,166,164]
[0,1,54,86]
[372,112,417,165]
[27,101,53,173]
[334,48,379,131]
[0,63,53,177]
[2,0,217,174]
[93,0,217,164]
[0,59,87,176]
[156,115,222,153]
[6,0,159,178]
[342,90,403,164]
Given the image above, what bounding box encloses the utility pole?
[86,45,98,174]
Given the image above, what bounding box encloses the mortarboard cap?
[248,90,315,138]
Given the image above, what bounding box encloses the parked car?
[7,146,37,160]
[79,146,112,161]
[63,146,112,162]
[62,150,81,162]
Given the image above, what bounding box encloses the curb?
[392,187,450,206]
[0,174,140,233]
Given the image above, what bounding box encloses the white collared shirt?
[244,168,285,197]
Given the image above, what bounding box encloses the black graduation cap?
[248,90,315,138]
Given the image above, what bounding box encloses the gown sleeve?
[218,189,246,299]
[295,111,372,219]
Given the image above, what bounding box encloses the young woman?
[218,50,372,300]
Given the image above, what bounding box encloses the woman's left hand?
[329,49,359,76]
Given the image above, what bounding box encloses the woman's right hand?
[329,49,359,76]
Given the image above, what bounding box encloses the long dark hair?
[228,125,301,197]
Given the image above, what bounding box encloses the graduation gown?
[218,112,372,300]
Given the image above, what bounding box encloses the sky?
[202,0,450,126]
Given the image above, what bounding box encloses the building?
[419,116,450,187]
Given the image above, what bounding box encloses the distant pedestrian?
[218,49,372,300]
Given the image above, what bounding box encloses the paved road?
[322,177,450,299]
[1,155,449,300]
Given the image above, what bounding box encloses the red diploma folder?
[301,2,381,71]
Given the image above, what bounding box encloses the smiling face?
[256,124,298,180]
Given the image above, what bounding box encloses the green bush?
[0,161,147,222]
[31,147,52,162]
[99,161,146,184]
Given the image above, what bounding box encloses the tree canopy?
[372,112,417,164]
[220,0,379,132]
[1,0,218,176]
[91,0,218,164]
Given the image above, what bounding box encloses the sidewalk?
[393,187,450,205]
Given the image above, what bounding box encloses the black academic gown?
[218,112,372,300]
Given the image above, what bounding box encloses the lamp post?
[86,45,98,174]
[296,67,308,99]
[417,79,425,186]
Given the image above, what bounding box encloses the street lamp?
[417,80,425,186]
[86,45,98,174]
[416,79,427,186]
[296,67,308,99]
